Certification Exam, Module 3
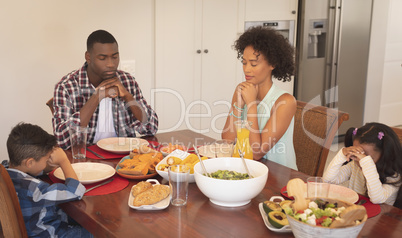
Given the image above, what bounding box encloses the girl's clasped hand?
[342,146,366,162]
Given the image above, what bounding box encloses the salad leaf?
[321,217,333,227]
[312,207,335,218]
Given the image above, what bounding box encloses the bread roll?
[131,181,153,196]
[133,185,170,206]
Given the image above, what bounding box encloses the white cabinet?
[155,0,243,139]
[378,0,402,126]
[244,0,298,21]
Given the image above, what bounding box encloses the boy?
[6,122,92,237]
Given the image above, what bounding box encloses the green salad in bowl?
[284,198,368,238]
[284,199,347,227]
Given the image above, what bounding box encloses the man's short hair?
[7,123,57,166]
[87,30,118,52]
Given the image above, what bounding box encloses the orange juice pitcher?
[232,120,253,159]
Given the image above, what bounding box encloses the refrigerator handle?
[325,0,342,108]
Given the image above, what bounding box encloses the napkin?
[48,172,129,196]
[280,185,381,218]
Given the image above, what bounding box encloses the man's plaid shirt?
[52,63,158,149]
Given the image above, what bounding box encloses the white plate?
[197,144,216,158]
[328,184,359,204]
[159,145,188,157]
[259,203,292,233]
[128,179,171,210]
[283,183,359,204]
[53,162,115,184]
[197,144,234,158]
[155,149,196,183]
[97,137,149,154]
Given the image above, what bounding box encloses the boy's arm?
[43,163,58,174]
[48,148,78,180]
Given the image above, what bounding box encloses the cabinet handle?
[204,49,209,53]
[196,50,201,54]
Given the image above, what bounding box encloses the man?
[53,30,158,149]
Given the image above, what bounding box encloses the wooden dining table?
[47,130,402,238]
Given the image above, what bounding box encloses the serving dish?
[194,157,268,207]
[53,162,115,184]
[156,149,196,183]
[286,198,367,238]
[128,179,171,210]
[259,200,292,233]
[97,137,149,154]
[116,156,158,179]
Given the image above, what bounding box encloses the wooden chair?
[293,101,349,177]
[46,97,54,115]
[0,164,28,238]
[391,126,402,145]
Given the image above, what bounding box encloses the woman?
[222,26,297,170]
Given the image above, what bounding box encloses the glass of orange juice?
[232,120,253,159]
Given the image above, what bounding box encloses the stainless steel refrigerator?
[295,0,373,138]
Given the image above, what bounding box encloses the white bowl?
[155,150,196,183]
[286,198,367,238]
[194,157,268,207]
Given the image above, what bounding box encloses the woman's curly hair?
[234,26,295,82]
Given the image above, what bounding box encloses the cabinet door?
[200,0,242,139]
[155,0,201,134]
[155,0,242,139]
[245,0,298,21]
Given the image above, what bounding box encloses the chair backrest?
[391,127,402,145]
[293,101,349,177]
[46,97,54,115]
[0,164,28,238]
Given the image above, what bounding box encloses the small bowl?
[194,157,268,207]
[155,149,196,183]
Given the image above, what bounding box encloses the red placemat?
[48,171,129,196]
[280,185,381,218]
[86,144,128,159]
[356,194,381,218]
[148,140,161,150]
[87,141,161,159]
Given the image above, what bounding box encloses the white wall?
[0,0,155,161]
[0,0,400,162]
[378,0,402,126]
[365,0,402,127]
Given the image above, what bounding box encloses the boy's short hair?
[7,122,57,166]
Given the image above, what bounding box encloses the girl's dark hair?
[345,122,402,208]
[87,29,117,52]
[6,122,57,167]
[234,26,295,82]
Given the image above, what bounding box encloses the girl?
[222,26,297,170]
[323,122,402,207]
